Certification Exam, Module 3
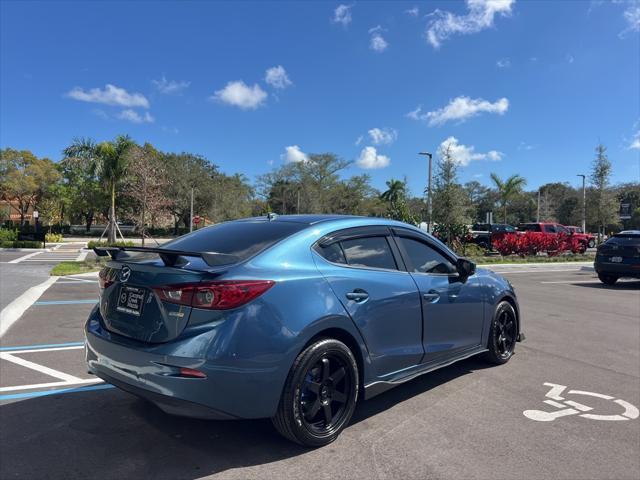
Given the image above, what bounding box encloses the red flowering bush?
[492,232,585,257]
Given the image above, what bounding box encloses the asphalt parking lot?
[0,263,638,480]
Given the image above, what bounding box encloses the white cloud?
[407,96,509,126]
[355,135,364,146]
[438,136,503,166]
[518,141,535,151]
[211,81,267,110]
[621,2,640,36]
[152,76,190,94]
[405,6,419,17]
[67,84,149,108]
[369,30,389,52]
[425,0,515,48]
[357,146,390,169]
[368,127,397,145]
[118,109,155,124]
[629,131,640,150]
[566,54,575,64]
[332,4,352,27]
[496,58,511,68]
[265,65,292,89]
[281,145,308,163]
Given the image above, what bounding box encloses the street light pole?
[577,174,586,233]
[419,152,433,233]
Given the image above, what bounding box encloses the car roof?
[234,214,364,225]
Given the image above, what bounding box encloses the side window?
[315,242,346,264]
[543,224,556,233]
[397,237,456,274]
[340,236,397,270]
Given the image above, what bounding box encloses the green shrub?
[0,228,18,242]
[87,240,136,249]
[457,243,488,258]
[45,232,64,243]
[0,240,43,248]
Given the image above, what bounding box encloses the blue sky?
[1,0,639,196]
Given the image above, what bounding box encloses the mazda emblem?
[120,266,131,283]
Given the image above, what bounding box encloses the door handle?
[346,290,369,302]
[422,292,440,302]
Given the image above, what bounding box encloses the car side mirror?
[456,257,476,279]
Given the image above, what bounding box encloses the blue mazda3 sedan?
[86,215,524,447]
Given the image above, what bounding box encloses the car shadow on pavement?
[573,280,640,290]
[0,358,489,480]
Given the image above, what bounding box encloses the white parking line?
[0,352,83,382]
[8,251,42,263]
[6,345,84,354]
[0,276,58,338]
[540,280,600,284]
[0,378,102,393]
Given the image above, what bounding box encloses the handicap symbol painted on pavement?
[523,383,639,422]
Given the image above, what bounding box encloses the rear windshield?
[607,235,640,246]
[162,220,307,262]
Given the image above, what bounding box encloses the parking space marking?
[0,276,58,338]
[0,383,113,401]
[7,251,43,263]
[0,378,102,393]
[5,345,84,354]
[33,299,98,306]
[0,341,84,352]
[524,383,640,422]
[0,352,83,382]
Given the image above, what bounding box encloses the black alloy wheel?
[272,338,358,447]
[484,301,518,365]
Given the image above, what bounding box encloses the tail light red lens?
[153,280,275,310]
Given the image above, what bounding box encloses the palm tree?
[490,173,527,223]
[63,135,134,243]
[380,179,406,206]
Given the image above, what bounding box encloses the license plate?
[116,285,146,316]
[610,256,623,263]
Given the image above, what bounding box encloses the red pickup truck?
[517,223,595,252]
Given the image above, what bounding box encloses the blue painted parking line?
[0,341,84,352]
[0,383,114,401]
[33,299,98,305]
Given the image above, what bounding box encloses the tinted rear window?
[162,220,306,262]
[607,235,640,246]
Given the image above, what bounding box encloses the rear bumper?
[594,260,640,278]
[85,309,287,420]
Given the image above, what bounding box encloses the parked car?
[565,226,596,248]
[470,223,516,249]
[87,215,524,447]
[594,230,640,285]
[517,222,591,253]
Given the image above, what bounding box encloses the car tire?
[272,338,359,447]
[598,273,618,285]
[588,239,595,248]
[483,301,518,365]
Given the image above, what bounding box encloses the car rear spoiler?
[93,246,239,267]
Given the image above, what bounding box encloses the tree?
[589,144,618,235]
[464,180,494,222]
[379,178,416,224]
[432,145,469,244]
[163,152,218,233]
[63,135,135,242]
[490,173,527,223]
[122,143,169,245]
[58,155,106,232]
[0,148,60,226]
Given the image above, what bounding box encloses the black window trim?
[390,227,459,277]
[313,226,408,273]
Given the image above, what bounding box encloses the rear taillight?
[153,280,275,310]
[98,268,114,290]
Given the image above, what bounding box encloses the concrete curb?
[0,277,58,338]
